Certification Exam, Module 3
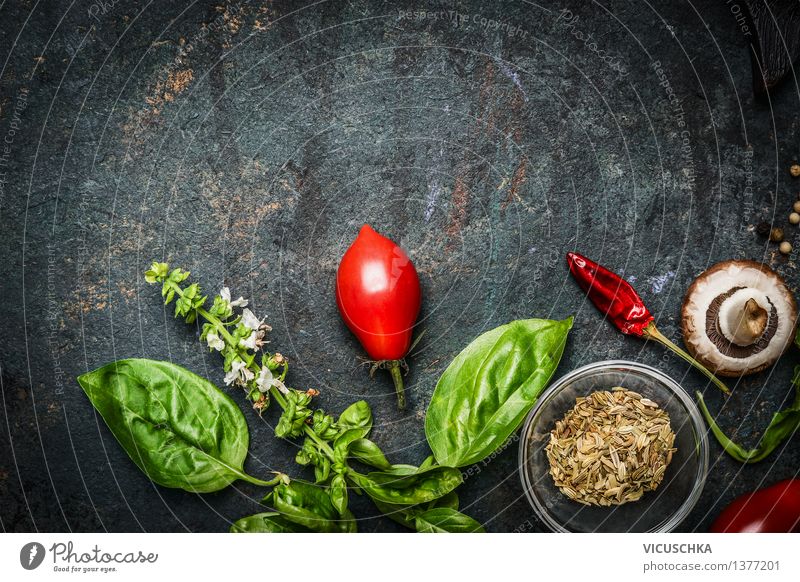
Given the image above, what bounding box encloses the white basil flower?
[256,367,287,394]
[206,330,225,351]
[224,359,254,387]
[220,286,248,308]
[240,330,259,351]
[241,308,263,331]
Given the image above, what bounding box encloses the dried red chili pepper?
[566,252,730,395]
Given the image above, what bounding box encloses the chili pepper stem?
[642,322,731,395]
[387,360,406,410]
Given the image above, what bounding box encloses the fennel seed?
[545,387,676,507]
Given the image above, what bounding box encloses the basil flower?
[224,359,254,387]
[240,331,259,351]
[256,366,287,394]
[241,308,264,331]
[220,287,248,308]
[206,330,225,351]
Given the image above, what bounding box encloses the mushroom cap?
[681,260,797,377]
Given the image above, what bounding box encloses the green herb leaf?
[336,400,372,437]
[351,465,463,506]
[414,508,485,533]
[144,262,168,284]
[371,491,465,530]
[696,366,800,463]
[330,474,349,514]
[425,317,573,467]
[418,454,436,470]
[230,512,307,533]
[268,479,356,533]
[77,359,268,492]
[333,428,369,455]
[348,438,392,470]
[313,457,331,483]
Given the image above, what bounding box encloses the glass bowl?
[519,360,708,532]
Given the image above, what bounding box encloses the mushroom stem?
[642,322,731,395]
[721,296,768,346]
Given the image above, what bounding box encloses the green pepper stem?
[643,322,731,395]
[387,361,406,410]
[695,391,764,462]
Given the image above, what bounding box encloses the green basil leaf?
[348,438,392,470]
[336,400,372,437]
[697,366,800,463]
[419,454,436,470]
[77,359,266,493]
[370,499,417,529]
[313,457,331,483]
[371,493,463,530]
[330,474,349,515]
[269,480,356,533]
[429,491,459,511]
[230,512,307,533]
[350,465,462,506]
[425,317,573,467]
[334,429,370,453]
[414,508,485,533]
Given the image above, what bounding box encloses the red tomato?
[336,224,421,408]
[711,479,800,533]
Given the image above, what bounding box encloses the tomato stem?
[387,360,406,410]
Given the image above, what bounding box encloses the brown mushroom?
[681,260,798,377]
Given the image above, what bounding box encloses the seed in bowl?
[545,387,677,506]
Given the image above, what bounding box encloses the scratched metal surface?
[1,0,799,533]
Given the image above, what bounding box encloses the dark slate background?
[1,0,798,533]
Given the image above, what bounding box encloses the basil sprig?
[82,263,577,532]
[135,261,482,532]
